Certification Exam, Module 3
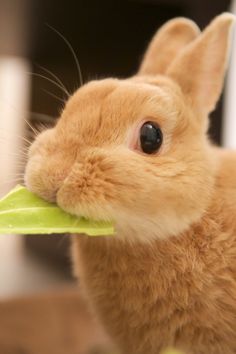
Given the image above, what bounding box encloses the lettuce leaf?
[0,185,114,236]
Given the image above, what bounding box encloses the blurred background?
[0,0,235,353]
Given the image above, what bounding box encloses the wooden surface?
[0,287,115,354]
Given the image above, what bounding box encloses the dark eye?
[140,121,163,154]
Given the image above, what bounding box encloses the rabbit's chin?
[56,194,203,243]
[114,210,200,244]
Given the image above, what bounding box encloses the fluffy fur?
[25,14,236,354]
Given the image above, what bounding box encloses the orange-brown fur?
[25,14,236,354]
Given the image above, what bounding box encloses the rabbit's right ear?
[167,13,235,115]
[138,18,200,76]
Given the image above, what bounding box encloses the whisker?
[0,100,39,142]
[7,169,25,174]
[6,174,25,180]
[31,120,52,136]
[30,112,56,125]
[13,165,26,170]
[3,173,25,178]
[1,151,28,162]
[2,173,24,178]
[46,23,83,87]
[42,88,66,104]
[10,163,26,170]
[23,118,39,137]
[36,63,69,95]
[20,145,30,152]
[0,132,32,146]
[0,97,56,130]
[27,72,69,97]
[2,152,27,160]
[8,159,27,165]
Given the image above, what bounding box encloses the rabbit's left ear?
[138,17,200,75]
[167,13,235,114]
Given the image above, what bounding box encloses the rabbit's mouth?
[56,184,114,225]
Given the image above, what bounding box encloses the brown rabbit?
[25,13,236,354]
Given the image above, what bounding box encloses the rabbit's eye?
[140,121,163,154]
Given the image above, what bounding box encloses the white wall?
[222,1,236,147]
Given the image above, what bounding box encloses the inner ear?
[138,17,200,76]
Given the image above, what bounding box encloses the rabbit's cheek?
[56,159,115,220]
[56,150,149,220]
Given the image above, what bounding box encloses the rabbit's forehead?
[56,79,179,145]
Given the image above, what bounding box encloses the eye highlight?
[140,121,163,154]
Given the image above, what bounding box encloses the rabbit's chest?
[73,236,205,353]
[73,227,236,354]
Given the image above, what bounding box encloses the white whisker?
[28,72,69,97]
[46,23,83,87]
[36,63,69,95]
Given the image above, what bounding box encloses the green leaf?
[0,185,114,236]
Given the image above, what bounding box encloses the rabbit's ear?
[138,18,200,75]
[167,13,235,114]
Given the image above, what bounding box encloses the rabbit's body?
[25,14,236,354]
[73,148,236,354]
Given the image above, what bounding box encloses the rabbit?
[24,13,236,354]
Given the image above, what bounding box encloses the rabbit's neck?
[72,209,225,353]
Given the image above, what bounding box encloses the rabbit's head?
[25,14,235,242]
